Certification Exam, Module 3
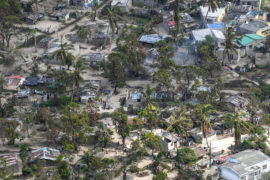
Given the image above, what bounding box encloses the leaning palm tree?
[222,27,237,65]
[202,0,220,27]
[167,108,193,142]
[224,112,254,150]
[193,104,216,148]
[104,8,119,47]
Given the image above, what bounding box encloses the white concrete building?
[219,149,270,180]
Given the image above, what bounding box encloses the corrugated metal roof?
[245,33,265,40]
[236,34,265,46]
[237,36,254,46]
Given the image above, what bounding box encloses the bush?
[100,112,111,119]
[22,168,33,177]
[129,165,139,173]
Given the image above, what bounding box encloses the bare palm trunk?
[203,9,209,28]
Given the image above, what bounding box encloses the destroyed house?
[81,53,105,67]
[126,90,143,113]
[91,32,112,46]
[50,10,70,22]
[159,132,180,152]
[30,147,60,162]
[24,13,44,24]
[5,75,25,90]
[225,95,249,112]
[180,13,199,33]
[0,153,19,173]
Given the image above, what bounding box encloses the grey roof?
[239,21,268,33]
[139,34,169,44]
[220,150,270,175]
[192,28,213,42]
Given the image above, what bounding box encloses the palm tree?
[141,85,154,106]
[51,36,74,70]
[72,59,84,98]
[167,108,193,143]
[222,27,237,65]
[202,0,220,27]
[193,104,216,148]
[103,8,117,47]
[224,112,254,150]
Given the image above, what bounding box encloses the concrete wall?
[220,167,239,180]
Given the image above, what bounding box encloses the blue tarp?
[84,3,88,7]
[207,23,225,29]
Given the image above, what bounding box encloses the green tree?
[112,110,131,146]
[176,147,197,168]
[141,85,154,106]
[23,111,35,137]
[20,144,31,164]
[141,132,160,155]
[3,119,19,145]
[224,112,254,150]
[193,104,216,148]
[167,108,193,142]
[152,41,175,92]
[153,69,172,92]
[61,102,91,146]
[223,27,237,65]
[81,150,104,172]
[116,31,146,77]
[139,103,160,131]
[76,25,91,43]
[71,59,84,99]
[95,122,113,147]
[105,53,126,93]
[149,151,170,175]
[0,158,13,179]
[127,139,148,161]
[51,37,74,70]
[0,0,21,47]
[56,155,71,180]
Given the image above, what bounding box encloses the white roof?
[212,29,225,40]
[139,34,169,44]
[192,28,212,42]
[200,6,225,19]
[111,0,129,7]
